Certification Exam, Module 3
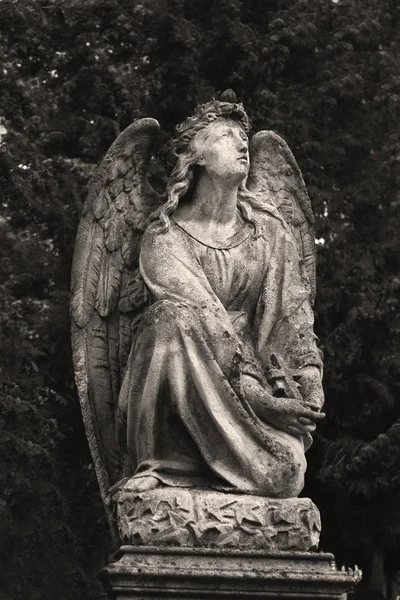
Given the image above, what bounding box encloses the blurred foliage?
[0,0,399,598]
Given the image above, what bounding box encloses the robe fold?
[117,210,322,498]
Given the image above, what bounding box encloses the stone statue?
[71,90,325,543]
[71,91,362,598]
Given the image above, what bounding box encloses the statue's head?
[152,91,263,233]
[164,90,250,195]
[164,89,250,177]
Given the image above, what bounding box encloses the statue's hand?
[242,373,324,436]
[297,365,325,411]
[258,395,325,436]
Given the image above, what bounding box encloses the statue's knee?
[259,446,305,498]
[287,465,305,497]
[275,457,305,498]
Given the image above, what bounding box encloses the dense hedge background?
[1,0,399,598]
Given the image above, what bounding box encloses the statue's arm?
[256,222,324,410]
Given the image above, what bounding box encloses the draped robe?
[117,210,322,498]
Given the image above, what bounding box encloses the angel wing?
[247,130,316,303]
[70,118,162,539]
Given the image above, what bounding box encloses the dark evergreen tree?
[1,0,399,597]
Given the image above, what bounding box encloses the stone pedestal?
[100,546,358,599]
[114,488,321,551]
[101,489,360,599]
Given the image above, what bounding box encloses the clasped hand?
[258,395,325,436]
[242,372,325,437]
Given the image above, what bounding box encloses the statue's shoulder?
[141,220,187,256]
[253,207,289,239]
[252,208,302,259]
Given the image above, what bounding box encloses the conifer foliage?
[0,1,399,598]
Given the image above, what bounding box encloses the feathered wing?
[70,119,162,537]
[247,130,316,303]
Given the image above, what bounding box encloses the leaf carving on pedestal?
[128,518,156,545]
[152,499,174,521]
[270,505,298,525]
[117,493,320,551]
[215,528,242,547]
[153,527,190,545]
[204,503,225,522]
[300,507,321,534]
[168,510,193,530]
[234,502,263,526]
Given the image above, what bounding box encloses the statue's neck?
[174,173,242,241]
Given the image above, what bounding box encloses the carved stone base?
[100,546,360,599]
[106,489,360,598]
[114,488,321,552]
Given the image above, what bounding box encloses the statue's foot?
[123,475,161,493]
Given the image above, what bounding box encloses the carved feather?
[103,203,126,252]
[70,217,104,328]
[248,130,316,303]
[70,118,163,539]
[95,250,124,317]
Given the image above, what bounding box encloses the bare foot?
[123,475,160,493]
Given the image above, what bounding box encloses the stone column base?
[100,545,360,599]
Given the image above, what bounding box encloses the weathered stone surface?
[100,546,361,599]
[71,92,360,598]
[114,487,321,551]
[71,91,326,532]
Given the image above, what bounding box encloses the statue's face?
[195,120,249,182]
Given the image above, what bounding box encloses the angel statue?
[71,90,325,536]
